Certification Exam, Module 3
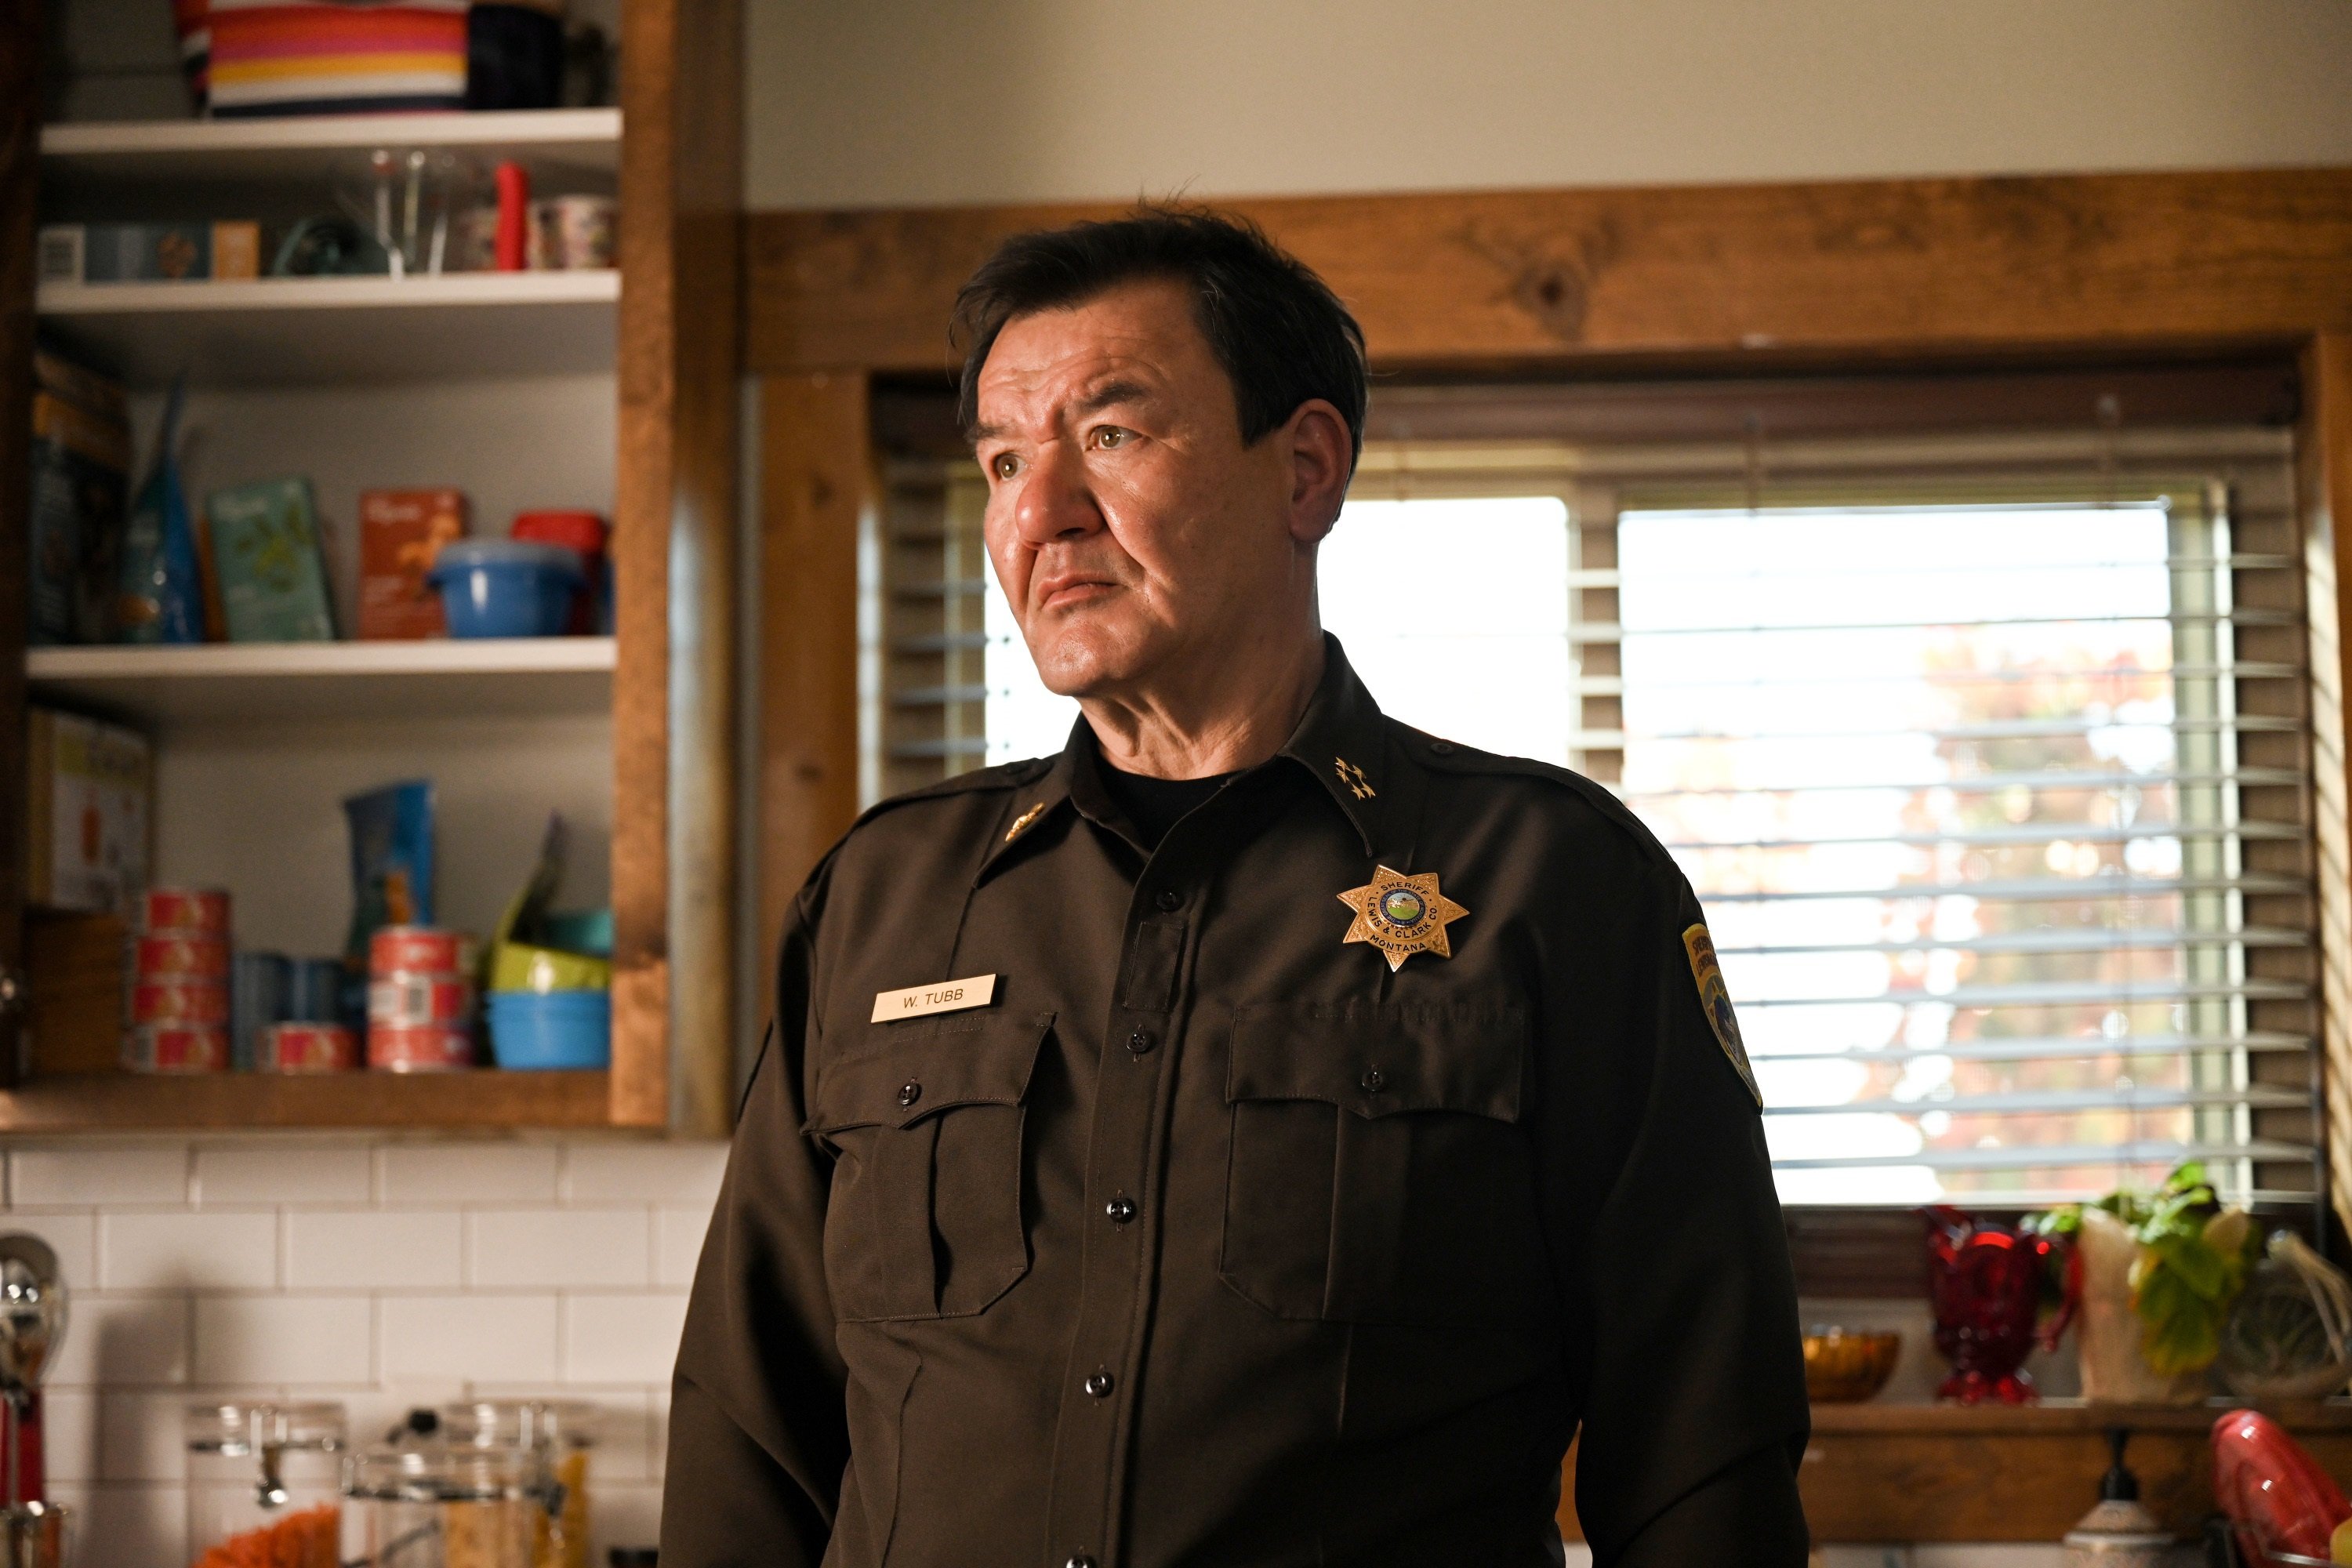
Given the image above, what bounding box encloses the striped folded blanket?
[206,0,470,118]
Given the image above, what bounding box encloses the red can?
[258,1022,359,1073]
[122,1024,230,1073]
[368,1025,475,1073]
[369,926,476,976]
[368,973,475,1028]
[141,887,230,935]
[129,979,230,1025]
[132,933,230,980]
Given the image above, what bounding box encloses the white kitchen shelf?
[27,636,616,725]
[41,108,622,186]
[35,270,618,387]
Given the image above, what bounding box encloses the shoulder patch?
[1682,923,1762,1109]
[1389,720,1675,867]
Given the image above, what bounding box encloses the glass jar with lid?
[438,1401,598,1568]
[186,1402,345,1566]
[340,1444,539,1568]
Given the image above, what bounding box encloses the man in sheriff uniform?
[662,208,1810,1567]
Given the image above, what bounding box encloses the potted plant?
[2030,1162,2259,1405]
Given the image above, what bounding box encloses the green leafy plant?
[2029,1162,2260,1376]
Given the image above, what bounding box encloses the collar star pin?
[1334,757,1376,799]
[1338,866,1468,971]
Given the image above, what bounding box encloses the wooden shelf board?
[35,271,618,387]
[40,109,622,186]
[0,1069,615,1131]
[27,637,615,725]
[1809,1396,2352,1433]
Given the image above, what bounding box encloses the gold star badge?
[1338,866,1468,971]
[1004,803,1046,844]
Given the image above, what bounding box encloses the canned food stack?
[368,926,478,1072]
[123,887,232,1073]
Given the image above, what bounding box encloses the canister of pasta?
[257,1023,359,1073]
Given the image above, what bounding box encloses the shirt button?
[1084,1370,1114,1398]
[1360,1066,1387,1093]
[1153,888,1183,913]
[897,1081,921,1107]
[1105,1195,1137,1225]
[1428,740,1454,756]
[1127,1027,1156,1054]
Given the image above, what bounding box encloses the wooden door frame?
[0,2,39,1083]
[748,166,2352,1279]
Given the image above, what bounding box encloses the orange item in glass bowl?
[1802,1327,1901,1403]
[191,1502,337,1568]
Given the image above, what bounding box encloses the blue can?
[283,957,346,1024]
[230,952,290,1072]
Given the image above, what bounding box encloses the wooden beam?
[746,168,2352,377]
[0,2,40,1081]
[755,372,869,999]
[615,0,743,1133]
[2304,333,2352,1246]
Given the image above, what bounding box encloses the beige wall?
[745,0,2352,210]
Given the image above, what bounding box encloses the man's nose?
[1013,439,1102,546]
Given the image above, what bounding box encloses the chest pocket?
[1220,1000,1551,1326]
[804,1010,1052,1323]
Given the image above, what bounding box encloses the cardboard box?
[206,476,336,642]
[25,912,130,1077]
[46,222,262,283]
[358,488,467,639]
[27,708,152,915]
[211,220,261,281]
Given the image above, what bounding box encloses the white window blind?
[875,430,2318,1210]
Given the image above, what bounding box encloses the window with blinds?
[872,430,2319,1210]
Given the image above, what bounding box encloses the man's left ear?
[1283,398,1352,544]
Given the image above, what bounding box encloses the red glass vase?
[1922,1206,2077,1404]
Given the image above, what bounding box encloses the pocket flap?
[807,1010,1054,1134]
[1227,1000,1525,1121]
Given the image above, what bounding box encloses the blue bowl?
[487,989,611,1070]
[428,540,585,639]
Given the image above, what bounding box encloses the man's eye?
[991,452,1019,481]
[1092,426,1128,449]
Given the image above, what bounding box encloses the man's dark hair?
[952,205,1367,468]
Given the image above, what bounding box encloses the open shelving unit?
[0,8,745,1136]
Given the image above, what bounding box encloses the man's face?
[971,278,1321,702]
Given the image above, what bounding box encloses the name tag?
[870,973,998,1023]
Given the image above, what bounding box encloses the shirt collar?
[973,631,1392,882]
[1274,633,1389,857]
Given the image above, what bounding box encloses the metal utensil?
[0,1238,64,1399]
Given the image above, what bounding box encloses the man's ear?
[1282,398,1352,545]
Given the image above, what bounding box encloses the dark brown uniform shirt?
[663,638,1809,1568]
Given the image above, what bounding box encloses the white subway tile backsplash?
[382,1294,559,1384]
[379,1143,561,1205]
[563,1141,729,1206]
[12,1145,187,1207]
[195,1144,373,1207]
[593,1481,666,1564]
[99,1390,191,1483]
[287,1209,462,1290]
[100,1210,278,1292]
[654,1207,709,1289]
[194,1295,371,1385]
[60,1479,185,1568]
[49,1294,190,1387]
[0,1212,97,1295]
[42,1390,96,1484]
[470,1209,649,1289]
[564,1294,688,1385]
